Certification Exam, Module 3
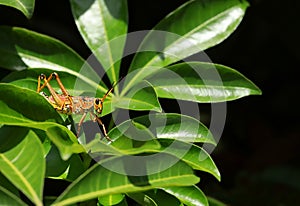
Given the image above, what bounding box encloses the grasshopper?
[37,72,117,141]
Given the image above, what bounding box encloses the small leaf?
[114,81,162,112]
[147,62,262,102]
[0,130,44,206]
[70,0,128,84]
[162,185,208,206]
[123,0,249,93]
[53,155,199,205]
[0,0,35,18]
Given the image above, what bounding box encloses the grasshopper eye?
[95,98,100,105]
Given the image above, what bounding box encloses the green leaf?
[207,196,227,206]
[0,26,107,94]
[147,62,262,102]
[129,113,216,144]
[107,116,220,180]
[0,185,27,206]
[123,0,249,94]
[45,145,70,178]
[0,0,35,18]
[0,83,63,123]
[127,189,182,206]
[85,122,161,157]
[0,83,85,159]
[98,193,125,206]
[2,68,95,96]
[126,192,157,206]
[0,126,28,153]
[53,155,199,205]
[108,121,161,154]
[0,130,44,206]
[113,81,162,113]
[70,0,128,85]
[158,139,220,181]
[2,68,118,118]
[90,118,220,179]
[162,186,208,206]
[0,173,26,205]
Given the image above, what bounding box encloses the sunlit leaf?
[0,26,107,94]
[70,0,128,85]
[0,0,35,18]
[114,81,162,113]
[147,62,262,102]
[113,113,215,144]
[0,130,44,205]
[162,185,208,206]
[123,0,249,93]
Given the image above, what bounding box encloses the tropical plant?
[0,0,261,205]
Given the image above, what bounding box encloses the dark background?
[0,0,299,205]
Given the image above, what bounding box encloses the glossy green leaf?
[98,193,125,206]
[158,139,220,181]
[53,155,199,205]
[109,137,220,180]
[70,0,128,84]
[0,26,107,94]
[127,189,182,206]
[105,116,219,180]
[0,0,35,18]
[147,62,262,102]
[114,81,162,112]
[126,192,157,206]
[108,121,161,154]
[162,186,208,206]
[2,68,118,118]
[85,122,161,157]
[0,83,85,159]
[0,130,44,206]
[2,68,94,96]
[123,0,249,94]
[125,113,215,144]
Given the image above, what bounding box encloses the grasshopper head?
[94,98,103,115]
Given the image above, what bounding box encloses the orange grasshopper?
[37,72,118,141]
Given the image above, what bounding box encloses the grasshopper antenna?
[101,77,123,102]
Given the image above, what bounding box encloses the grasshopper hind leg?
[91,112,112,142]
